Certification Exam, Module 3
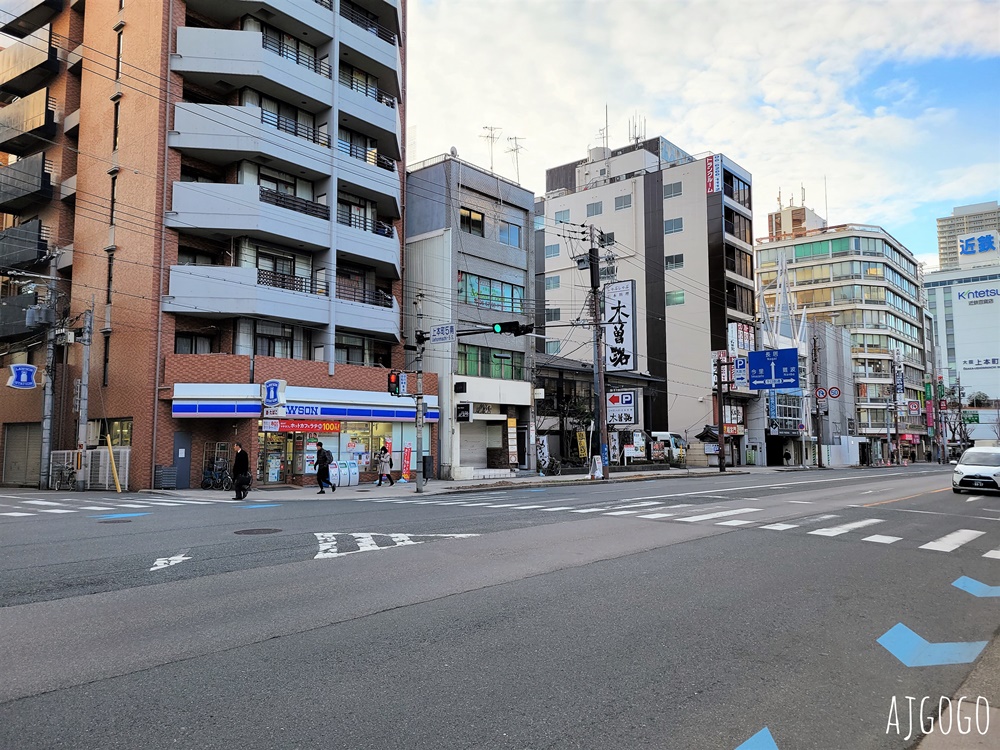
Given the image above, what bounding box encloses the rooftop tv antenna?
[481,126,502,172]
[628,113,646,148]
[506,136,525,183]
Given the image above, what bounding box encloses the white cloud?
[408,0,1000,250]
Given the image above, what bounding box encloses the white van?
[652,432,687,464]
[952,447,1000,494]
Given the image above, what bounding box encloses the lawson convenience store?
[171,383,439,486]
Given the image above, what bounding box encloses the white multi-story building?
[937,201,1000,270]
[537,137,756,462]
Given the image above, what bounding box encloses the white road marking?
[570,508,608,513]
[511,505,546,510]
[860,490,875,495]
[141,501,185,506]
[760,523,798,531]
[487,504,518,508]
[679,508,762,523]
[787,501,813,504]
[717,519,753,526]
[111,503,152,509]
[1,512,35,517]
[638,513,676,519]
[665,503,693,508]
[919,529,986,552]
[79,506,115,511]
[984,548,1000,560]
[314,532,477,559]
[22,500,65,506]
[864,535,902,544]
[604,510,639,516]
[38,509,77,514]
[541,506,575,512]
[150,549,191,571]
[809,519,885,537]
[459,503,491,507]
[966,496,984,503]
[163,500,214,505]
[643,473,908,499]
[799,514,840,524]
[609,501,666,509]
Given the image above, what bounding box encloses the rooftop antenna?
[481,126,501,172]
[801,182,805,207]
[628,112,646,148]
[777,187,782,211]
[824,175,829,224]
[506,136,525,184]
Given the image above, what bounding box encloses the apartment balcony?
[335,140,400,218]
[0,291,38,341]
[0,219,48,269]
[0,88,56,156]
[0,153,52,213]
[335,286,400,339]
[0,0,61,39]
[339,7,401,95]
[63,107,79,137]
[0,26,59,101]
[337,72,401,159]
[161,264,331,326]
[169,103,331,180]
[183,0,334,42]
[171,27,332,113]
[335,207,399,277]
[165,182,331,251]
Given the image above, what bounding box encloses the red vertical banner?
[926,399,934,427]
[402,442,412,480]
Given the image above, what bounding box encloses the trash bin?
[422,454,434,481]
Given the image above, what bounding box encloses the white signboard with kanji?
[604,280,636,372]
[606,391,637,425]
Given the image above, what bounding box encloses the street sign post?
[606,390,637,425]
[748,348,799,390]
[430,324,456,344]
[733,357,748,388]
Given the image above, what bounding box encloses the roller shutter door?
[3,422,41,487]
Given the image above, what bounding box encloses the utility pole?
[812,329,824,468]
[413,295,425,493]
[38,256,58,489]
[891,348,902,465]
[588,226,610,479]
[75,306,93,491]
[715,355,727,473]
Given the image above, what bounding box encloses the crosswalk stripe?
[570,508,607,513]
[809,518,884,537]
[167,500,216,505]
[665,503,693,508]
[79,506,115,510]
[983,549,1000,560]
[38,509,77,514]
[23,500,65,506]
[609,501,665,509]
[459,503,491,507]
[141,501,185,506]
[540,506,575,512]
[919,529,986,552]
[759,523,798,530]
[864,535,902,544]
[511,505,546,510]
[717,519,753,526]
[679,508,761,523]
[486,504,518,508]
[112,503,152,509]
[604,510,638,516]
[638,513,676,519]
[1,512,35,516]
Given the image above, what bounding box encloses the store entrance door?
[258,431,290,485]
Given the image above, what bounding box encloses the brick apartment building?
[0,0,433,489]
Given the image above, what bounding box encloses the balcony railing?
[313,0,333,8]
[0,89,56,155]
[257,268,327,295]
[336,206,394,237]
[336,284,393,308]
[261,35,331,79]
[0,219,49,268]
[0,153,53,212]
[336,139,396,171]
[259,187,330,220]
[339,3,397,45]
[338,69,396,108]
[261,109,330,147]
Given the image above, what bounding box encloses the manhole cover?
[99,519,131,524]
[234,528,282,535]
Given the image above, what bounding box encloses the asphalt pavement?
[2,463,998,749]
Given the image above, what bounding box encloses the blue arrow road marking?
[877,623,988,667]
[237,504,281,509]
[735,727,779,749]
[953,576,1000,597]
[90,512,151,519]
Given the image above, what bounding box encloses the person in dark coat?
[315,441,335,494]
[232,442,251,500]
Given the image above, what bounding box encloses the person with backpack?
[315,441,335,494]
[376,446,394,487]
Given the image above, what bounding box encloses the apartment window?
[545,275,560,290]
[663,181,682,199]
[545,340,561,354]
[499,221,521,248]
[599,231,615,247]
[457,344,524,380]
[533,215,545,231]
[109,175,118,225]
[112,101,120,151]
[615,195,631,210]
[460,207,484,236]
[254,320,297,358]
[665,291,685,306]
[334,334,391,367]
[554,209,570,224]
[458,272,524,313]
[102,334,111,386]
[544,244,559,258]
[105,252,114,304]
[175,334,213,354]
[115,31,123,80]
[664,217,683,235]
[545,308,561,322]
[586,201,602,217]
[665,253,684,270]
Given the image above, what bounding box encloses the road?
[1,465,998,749]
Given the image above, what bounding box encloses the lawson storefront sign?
[171,383,439,422]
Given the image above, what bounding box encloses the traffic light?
[387,371,401,396]
[491,322,534,336]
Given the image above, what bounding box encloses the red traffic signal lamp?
[387,371,401,396]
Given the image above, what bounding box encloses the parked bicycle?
[52,463,76,490]
[201,458,233,491]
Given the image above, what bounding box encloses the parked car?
[951,447,1000,494]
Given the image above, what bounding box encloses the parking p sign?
[607,391,637,425]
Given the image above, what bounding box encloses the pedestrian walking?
[376,446,394,486]
[315,442,335,494]
[232,442,251,500]
[783,449,791,466]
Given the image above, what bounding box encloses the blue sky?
[407,0,1000,270]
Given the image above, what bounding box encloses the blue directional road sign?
[748,348,799,390]
[877,623,987,667]
[735,727,779,749]
[952,576,1000,598]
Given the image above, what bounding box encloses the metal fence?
[49,447,131,490]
